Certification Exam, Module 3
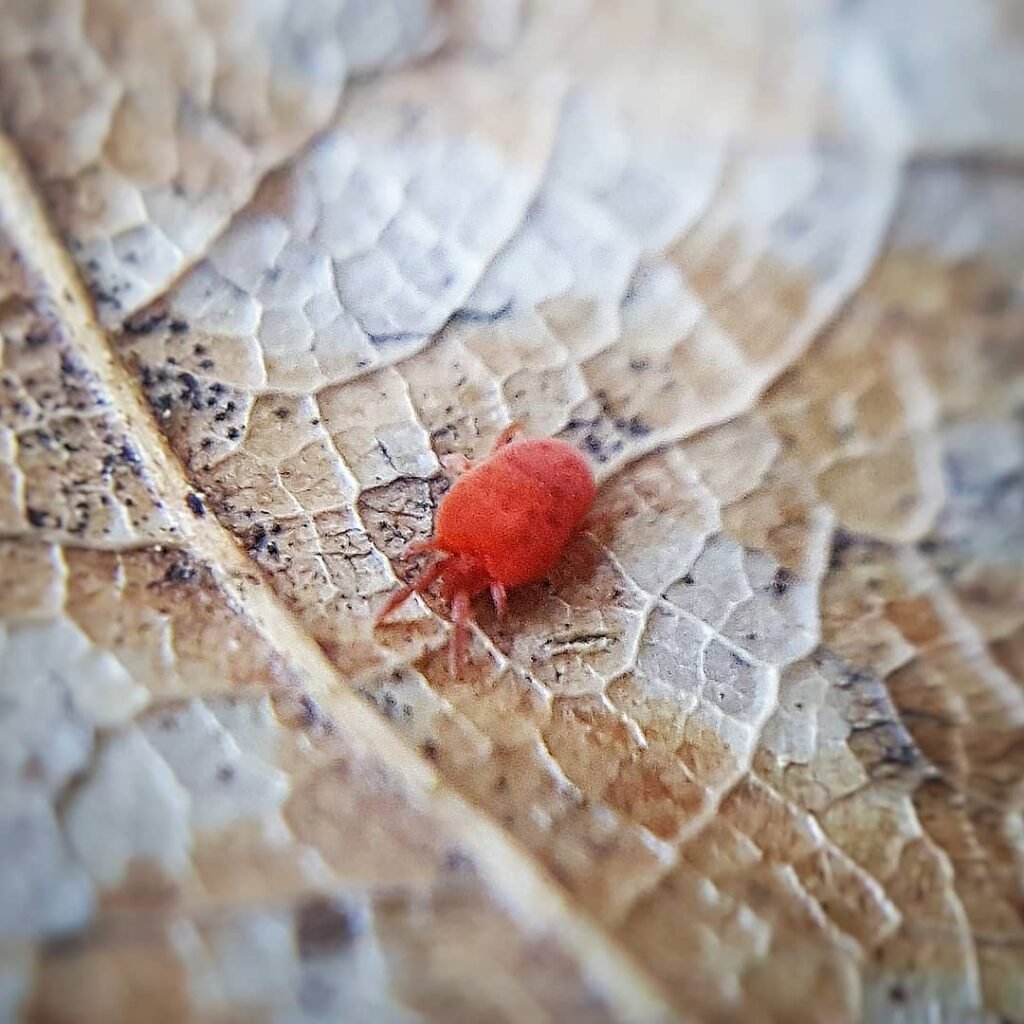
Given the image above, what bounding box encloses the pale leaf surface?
[1,1,1022,1022]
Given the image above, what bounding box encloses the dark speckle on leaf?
[89,286,121,309]
[829,527,860,571]
[161,561,197,585]
[297,694,330,731]
[177,372,202,410]
[123,308,168,335]
[770,567,794,595]
[295,897,362,959]
[625,415,651,437]
[59,352,81,378]
[443,847,475,874]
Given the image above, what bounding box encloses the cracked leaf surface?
[1,1,1023,1022]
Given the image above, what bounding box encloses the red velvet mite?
[376,424,596,674]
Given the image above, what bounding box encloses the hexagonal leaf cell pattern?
[1,1,1023,1021]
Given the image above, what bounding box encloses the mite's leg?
[489,581,508,618]
[440,453,472,478]
[375,556,448,625]
[405,538,441,557]
[449,590,473,676]
[491,421,523,452]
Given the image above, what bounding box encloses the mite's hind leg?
[405,538,441,557]
[491,421,523,452]
[489,582,508,619]
[449,590,474,677]
[375,556,448,625]
[440,453,472,478]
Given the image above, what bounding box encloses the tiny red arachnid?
[375,424,596,674]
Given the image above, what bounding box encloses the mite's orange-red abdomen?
[435,437,595,588]
[374,432,596,675]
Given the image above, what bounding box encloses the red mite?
[376,425,596,674]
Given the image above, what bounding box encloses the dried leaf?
[1,1,1022,1021]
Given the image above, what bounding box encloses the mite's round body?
[437,437,595,589]
[375,430,596,674]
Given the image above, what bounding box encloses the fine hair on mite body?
[375,423,597,675]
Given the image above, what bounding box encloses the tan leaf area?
[1,1,1023,1022]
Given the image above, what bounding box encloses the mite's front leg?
[375,556,448,625]
[489,581,508,618]
[449,590,474,676]
[491,421,523,452]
